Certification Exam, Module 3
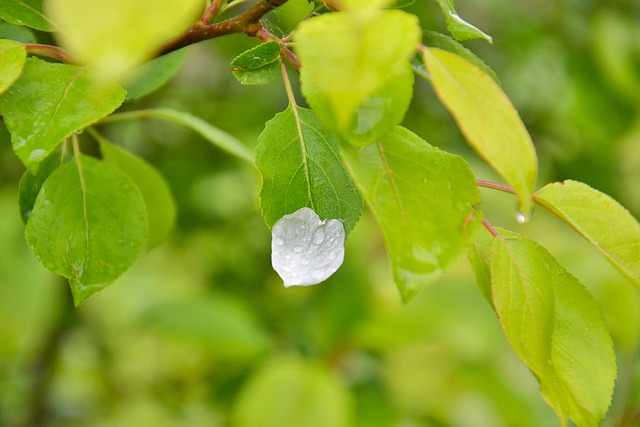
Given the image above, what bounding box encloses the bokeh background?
[1,0,639,426]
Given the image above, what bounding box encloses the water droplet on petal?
[312,229,325,245]
[274,237,284,246]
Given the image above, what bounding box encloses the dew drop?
[312,229,325,245]
[516,209,535,224]
[274,237,284,246]
[293,245,304,253]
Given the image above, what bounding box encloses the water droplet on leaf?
[516,208,535,224]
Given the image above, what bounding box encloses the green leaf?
[422,47,538,216]
[468,228,493,305]
[256,106,363,233]
[99,137,176,248]
[0,58,126,171]
[47,0,201,79]
[295,8,420,131]
[434,0,492,42]
[490,232,616,427]
[142,294,271,361]
[422,31,499,83]
[0,21,36,43]
[342,126,481,302]
[104,108,254,165]
[303,64,415,146]
[18,146,71,223]
[0,39,26,94]
[25,155,148,305]
[535,180,640,288]
[231,41,281,86]
[0,0,54,32]
[233,356,352,427]
[124,49,187,101]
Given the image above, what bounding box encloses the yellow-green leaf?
[295,8,420,132]
[423,47,538,216]
[342,126,481,302]
[0,39,26,94]
[535,180,640,288]
[490,232,616,427]
[47,0,201,79]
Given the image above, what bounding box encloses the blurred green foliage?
[1,0,639,426]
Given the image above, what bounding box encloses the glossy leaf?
[0,39,26,94]
[0,0,53,32]
[0,21,37,43]
[256,106,363,234]
[295,8,420,131]
[18,147,71,223]
[233,356,352,427]
[48,0,201,79]
[0,58,126,170]
[490,232,616,427]
[124,49,186,101]
[434,0,492,42]
[342,126,481,302]
[231,41,281,86]
[25,155,148,305]
[423,47,538,216]
[303,64,415,146]
[142,294,271,361]
[99,137,176,247]
[535,180,640,288]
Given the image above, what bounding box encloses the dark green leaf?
[256,106,363,233]
[434,0,492,42]
[0,21,36,43]
[490,232,616,427]
[0,58,126,171]
[124,49,187,101]
[0,0,54,32]
[422,47,537,216]
[18,146,71,223]
[342,126,481,302]
[99,137,176,247]
[142,294,271,361]
[233,356,352,427]
[231,41,281,86]
[0,38,25,94]
[422,30,499,83]
[535,180,640,288]
[303,64,415,146]
[25,155,148,305]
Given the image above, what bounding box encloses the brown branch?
[157,0,289,56]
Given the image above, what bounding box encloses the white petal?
[271,207,345,287]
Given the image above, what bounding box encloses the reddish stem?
[481,218,502,238]
[24,44,76,63]
[476,179,517,195]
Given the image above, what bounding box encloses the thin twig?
[481,217,502,238]
[157,0,289,56]
[476,179,517,195]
